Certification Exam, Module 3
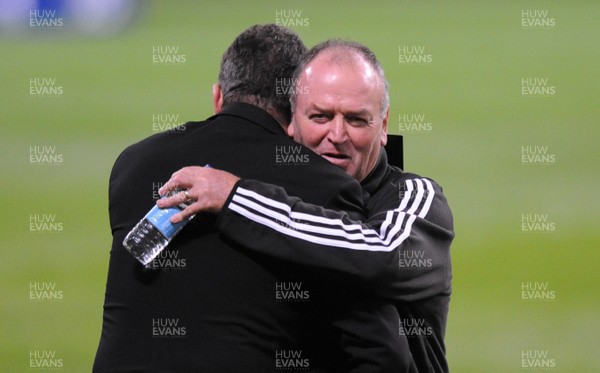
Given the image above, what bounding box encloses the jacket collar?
[211,103,287,136]
[360,148,390,195]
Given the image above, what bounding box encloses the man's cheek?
[299,128,319,147]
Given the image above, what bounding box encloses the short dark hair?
[218,24,307,125]
[290,40,389,117]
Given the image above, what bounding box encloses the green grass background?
[1,1,599,371]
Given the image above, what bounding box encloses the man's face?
[288,52,388,182]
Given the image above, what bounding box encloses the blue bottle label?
[145,205,187,239]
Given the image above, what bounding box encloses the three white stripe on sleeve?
[228,178,435,252]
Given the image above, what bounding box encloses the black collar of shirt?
[360,148,390,196]
[210,102,287,136]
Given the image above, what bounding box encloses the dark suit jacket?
[93,103,402,372]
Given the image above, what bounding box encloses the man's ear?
[380,107,389,146]
[287,116,296,138]
[212,84,223,113]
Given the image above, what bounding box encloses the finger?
[156,193,186,208]
[159,168,204,196]
[169,203,200,224]
[159,177,190,197]
[158,179,179,197]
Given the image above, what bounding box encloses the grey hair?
[218,24,307,125]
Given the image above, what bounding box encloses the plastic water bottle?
[123,190,194,266]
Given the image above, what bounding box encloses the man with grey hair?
[160,39,454,372]
[289,39,390,130]
[94,27,404,372]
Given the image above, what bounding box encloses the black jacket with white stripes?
[217,149,454,372]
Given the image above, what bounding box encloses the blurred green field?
[1,1,599,371]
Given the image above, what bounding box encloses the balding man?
[160,40,454,372]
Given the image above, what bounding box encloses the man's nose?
[326,115,348,144]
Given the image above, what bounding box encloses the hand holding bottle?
[156,166,240,223]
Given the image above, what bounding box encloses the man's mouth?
[321,152,351,168]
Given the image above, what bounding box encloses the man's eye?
[309,114,329,122]
[347,116,368,126]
